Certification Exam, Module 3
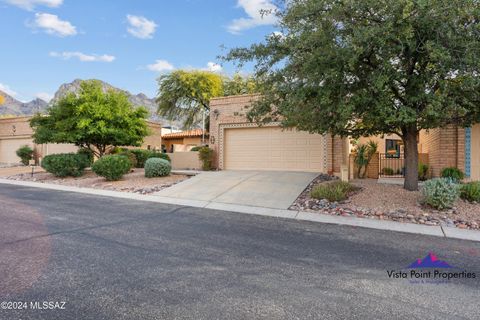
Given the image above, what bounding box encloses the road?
[0,184,479,320]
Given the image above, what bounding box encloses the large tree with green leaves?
[156,70,257,129]
[31,80,149,157]
[225,0,480,191]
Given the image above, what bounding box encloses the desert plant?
[382,167,395,176]
[440,167,464,182]
[148,151,171,162]
[190,146,202,151]
[77,148,94,167]
[16,145,34,165]
[418,163,430,181]
[353,140,377,178]
[92,155,131,181]
[198,146,214,171]
[422,178,460,210]
[144,158,171,178]
[311,181,358,202]
[460,182,480,202]
[117,151,137,168]
[130,149,170,168]
[41,153,88,177]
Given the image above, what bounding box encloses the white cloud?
[0,83,18,97]
[205,62,223,72]
[33,13,77,37]
[35,92,53,102]
[126,15,157,39]
[228,0,278,34]
[50,51,116,62]
[5,0,62,10]
[147,59,174,72]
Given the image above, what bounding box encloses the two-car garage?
[223,126,328,173]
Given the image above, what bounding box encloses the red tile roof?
[162,129,208,139]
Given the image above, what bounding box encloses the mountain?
[1,79,181,126]
[0,91,48,116]
[407,252,453,268]
[51,79,176,124]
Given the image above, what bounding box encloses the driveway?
[1,184,479,320]
[155,170,318,209]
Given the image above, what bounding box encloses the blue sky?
[0,0,277,102]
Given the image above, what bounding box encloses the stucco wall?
[167,152,201,170]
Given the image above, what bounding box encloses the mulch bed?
[290,176,480,230]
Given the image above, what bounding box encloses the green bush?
[77,148,94,167]
[418,163,430,181]
[41,153,88,177]
[421,178,460,210]
[198,146,214,171]
[130,149,171,168]
[311,181,357,202]
[145,158,171,178]
[118,151,137,168]
[460,182,480,202]
[382,167,394,175]
[16,145,34,165]
[190,146,202,151]
[440,167,464,182]
[92,155,131,181]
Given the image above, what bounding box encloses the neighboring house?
[162,129,208,153]
[0,116,162,164]
[209,94,349,175]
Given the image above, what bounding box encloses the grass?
[310,181,359,202]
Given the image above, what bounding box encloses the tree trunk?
[403,127,419,191]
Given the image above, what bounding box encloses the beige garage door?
[224,127,327,172]
[0,138,33,163]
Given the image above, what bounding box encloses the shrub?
[198,146,214,171]
[118,151,137,168]
[382,167,394,175]
[130,149,171,168]
[421,178,460,210]
[41,153,88,177]
[145,158,171,178]
[16,145,34,165]
[352,140,378,178]
[311,181,357,202]
[190,146,202,151]
[418,163,430,181]
[92,155,131,181]
[460,182,480,202]
[77,148,94,167]
[440,167,464,182]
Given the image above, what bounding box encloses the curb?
[1,179,479,242]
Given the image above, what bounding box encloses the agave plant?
[353,140,378,178]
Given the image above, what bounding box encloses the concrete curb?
[1,178,478,242]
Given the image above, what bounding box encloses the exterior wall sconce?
[212,109,220,120]
[11,125,16,135]
[210,136,215,144]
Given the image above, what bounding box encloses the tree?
[156,71,258,128]
[31,80,149,157]
[225,0,480,190]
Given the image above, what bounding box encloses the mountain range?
[0,79,178,126]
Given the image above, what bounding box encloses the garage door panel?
[224,127,326,172]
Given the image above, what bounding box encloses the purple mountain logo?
[407,252,454,269]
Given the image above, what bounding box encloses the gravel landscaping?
[290,176,480,230]
[5,169,189,195]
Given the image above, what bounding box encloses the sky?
[0,0,277,102]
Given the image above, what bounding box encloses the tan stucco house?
[162,129,208,153]
[209,94,349,175]
[0,116,162,164]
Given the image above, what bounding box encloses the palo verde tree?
[225,0,480,191]
[156,70,257,129]
[31,80,149,157]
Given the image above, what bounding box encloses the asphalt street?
[0,183,479,320]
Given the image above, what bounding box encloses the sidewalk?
[1,178,479,242]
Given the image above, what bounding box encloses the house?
[0,116,162,164]
[162,129,208,153]
[209,94,349,175]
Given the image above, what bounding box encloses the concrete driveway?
[155,170,318,209]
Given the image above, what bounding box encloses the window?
[385,139,402,158]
